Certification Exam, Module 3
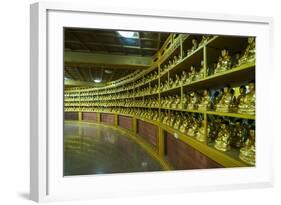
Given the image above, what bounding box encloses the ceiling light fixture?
[94,79,102,83]
[117,31,139,38]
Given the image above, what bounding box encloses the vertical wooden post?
[203,113,208,144]
[203,46,208,77]
[114,113,118,126]
[97,112,100,123]
[78,112,82,121]
[132,117,137,134]
[158,127,165,157]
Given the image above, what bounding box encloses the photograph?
[63,28,256,176]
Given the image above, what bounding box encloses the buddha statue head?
[203,89,209,97]
[248,82,255,92]
[248,37,255,45]
[192,38,198,49]
[223,85,231,94]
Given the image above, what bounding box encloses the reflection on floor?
[64,122,163,176]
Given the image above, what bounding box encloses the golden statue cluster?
[75,106,255,166]
[64,34,256,166]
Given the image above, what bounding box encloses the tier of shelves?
[64,33,256,168]
[65,110,248,167]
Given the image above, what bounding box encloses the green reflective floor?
[64,122,163,176]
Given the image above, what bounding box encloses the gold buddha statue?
[181,93,189,109]
[172,95,181,109]
[179,119,188,134]
[214,123,230,152]
[163,80,169,90]
[214,49,232,74]
[188,92,199,110]
[168,60,173,69]
[152,111,158,121]
[216,86,236,112]
[195,60,205,80]
[188,65,196,81]
[159,82,164,91]
[170,96,176,108]
[239,129,255,165]
[238,82,255,115]
[207,120,218,143]
[236,85,246,107]
[180,70,188,85]
[230,121,248,148]
[238,37,256,65]
[195,120,206,142]
[173,74,180,87]
[187,119,198,137]
[173,55,180,65]
[169,113,176,127]
[169,77,174,88]
[198,89,211,111]
[173,114,182,130]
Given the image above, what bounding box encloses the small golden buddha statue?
[159,82,164,91]
[208,120,219,143]
[236,85,246,107]
[163,80,169,90]
[170,96,176,108]
[188,92,199,110]
[164,113,169,125]
[238,37,256,65]
[152,111,158,121]
[187,119,198,137]
[169,113,176,127]
[198,89,211,111]
[191,38,198,51]
[188,65,196,81]
[173,55,180,65]
[239,129,255,165]
[179,119,188,134]
[230,121,248,148]
[173,74,180,87]
[195,121,206,142]
[181,93,189,109]
[238,82,255,115]
[216,86,236,112]
[169,77,174,88]
[214,123,231,152]
[180,70,188,85]
[195,60,205,80]
[173,114,182,130]
[168,96,174,108]
[168,60,173,69]
[215,49,232,74]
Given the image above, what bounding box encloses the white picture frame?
[30,2,274,202]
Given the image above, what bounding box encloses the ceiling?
[64,28,169,86]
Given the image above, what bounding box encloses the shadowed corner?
[18,192,30,200]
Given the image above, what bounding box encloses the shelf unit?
[64,33,255,169]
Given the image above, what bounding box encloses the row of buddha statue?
[208,37,255,76]
[65,36,255,102]
[215,83,255,115]
[159,35,213,76]
[65,82,255,116]
[208,116,255,165]
[65,103,255,165]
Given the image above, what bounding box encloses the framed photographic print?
[30,2,274,202]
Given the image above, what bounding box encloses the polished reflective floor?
[64,122,163,176]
